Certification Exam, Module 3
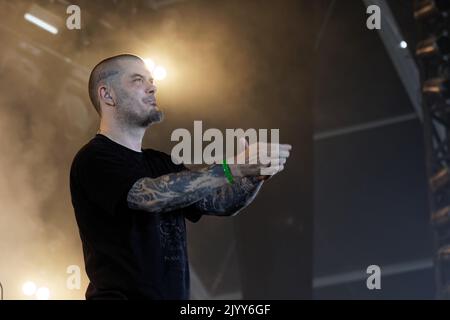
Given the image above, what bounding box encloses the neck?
[98,121,146,153]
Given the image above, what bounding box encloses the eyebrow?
[130,73,154,82]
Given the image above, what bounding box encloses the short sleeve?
[74,150,146,216]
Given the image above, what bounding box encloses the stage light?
[423,76,450,94]
[36,287,50,300]
[438,245,450,260]
[400,41,408,49]
[143,57,168,80]
[414,0,450,20]
[416,34,450,57]
[22,281,37,296]
[144,58,156,71]
[153,66,167,80]
[24,13,58,35]
[430,167,450,192]
[432,205,450,226]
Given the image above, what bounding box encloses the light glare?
[153,66,167,80]
[22,281,37,296]
[36,287,50,300]
[24,13,58,34]
[144,58,156,71]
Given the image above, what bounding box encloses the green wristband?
[222,159,234,184]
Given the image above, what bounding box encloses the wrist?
[222,160,236,184]
[227,164,240,177]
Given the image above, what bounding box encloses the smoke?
[0,55,87,299]
[0,97,52,298]
[0,0,306,299]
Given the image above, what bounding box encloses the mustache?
[142,97,156,104]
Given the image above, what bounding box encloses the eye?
[134,78,143,83]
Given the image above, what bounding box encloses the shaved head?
[88,53,163,128]
[88,54,143,116]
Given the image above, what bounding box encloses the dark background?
[313,0,433,299]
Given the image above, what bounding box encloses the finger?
[265,143,292,151]
[277,144,292,151]
[255,158,280,167]
[251,157,285,167]
[275,150,290,158]
[271,165,285,174]
[266,154,290,162]
[247,154,260,164]
[266,147,291,157]
[240,137,249,150]
[259,165,284,175]
[248,152,290,165]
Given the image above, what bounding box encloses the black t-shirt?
[69,133,202,300]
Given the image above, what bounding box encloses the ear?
[98,85,116,107]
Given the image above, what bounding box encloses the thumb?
[239,137,249,150]
[236,137,249,164]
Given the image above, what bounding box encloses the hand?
[255,142,291,181]
[227,138,292,179]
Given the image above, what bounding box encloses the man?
[69,54,292,300]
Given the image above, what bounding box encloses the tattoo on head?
[96,70,120,85]
[88,54,143,115]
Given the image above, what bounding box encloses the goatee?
[140,109,164,127]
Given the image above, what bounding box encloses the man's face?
[113,59,164,127]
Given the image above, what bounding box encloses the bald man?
[69,54,292,300]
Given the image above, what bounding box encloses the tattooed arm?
[126,161,269,214]
[126,140,292,214]
[127,165,264,215]
[127,164,228,213]
[194,176,264,216]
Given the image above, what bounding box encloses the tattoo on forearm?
[195,176,264,216]
[127,164,227,213]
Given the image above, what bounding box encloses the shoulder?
[70,135,118,172]
[71,137,100,163]
[143,148,171,160]
[71,138,95,169]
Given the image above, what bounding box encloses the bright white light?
[144,58,156,71]
[36,287,50,300]
[400,41,408,49]
[22,281,37,296]
[153,66,167,80]
[24,13,58,35]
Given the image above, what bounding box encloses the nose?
[145,83,157,95]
